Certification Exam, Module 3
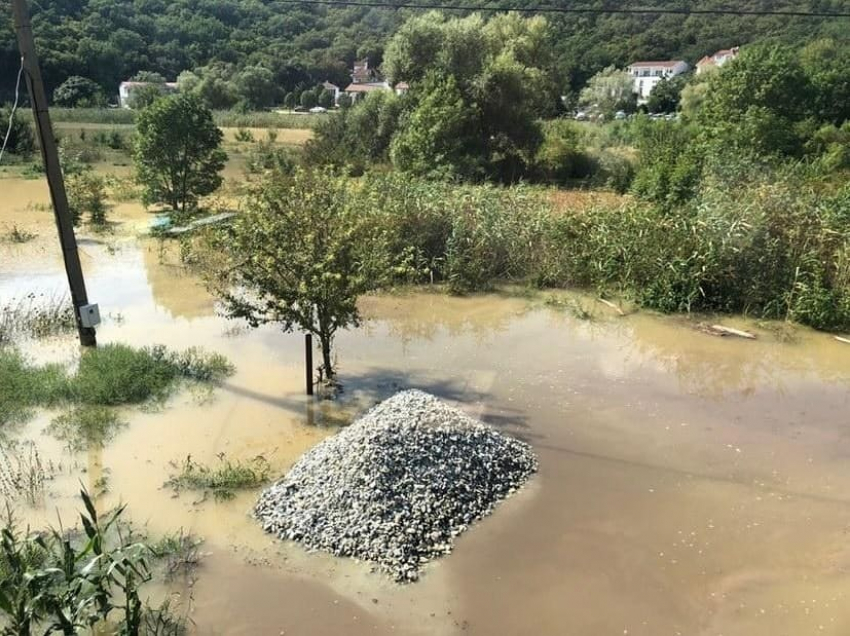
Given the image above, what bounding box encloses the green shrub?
[67,172,109,226]
[0,106,35,157]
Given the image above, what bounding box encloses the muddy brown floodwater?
[2,171,850,636]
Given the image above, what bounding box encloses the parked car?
[309,106,327,114]
[574,111,589,121]
[614,110,627,120]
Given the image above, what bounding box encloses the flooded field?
[2,170,850,635]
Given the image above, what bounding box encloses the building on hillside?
[696,47,740,74]
[118,81,177,108]
[343,81,391,102]
[322,81,340,103]
[342,59,409,102]
[321,81,341,105]
[627,61,689,103]
[351,58,378,84]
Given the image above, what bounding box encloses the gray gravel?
[255,389,537,582]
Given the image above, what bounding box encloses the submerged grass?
[165,454,270,501]
[0,440,55,505]
[47,405,127,452]
[0,344,234,426]
[0,294,76,345]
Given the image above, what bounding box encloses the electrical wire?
[274,0,850,18]
[0,56,25,166]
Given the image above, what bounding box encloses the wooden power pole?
[11,0,97,347]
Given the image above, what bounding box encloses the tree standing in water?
[199,168,378,386]
[134,94,226,216]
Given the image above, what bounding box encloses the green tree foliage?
[282,92,298,109]
[200,169,381,381]
[67,172,109,226]
[318,88,335,109]
[800,38,850,125]
[134,94,226,214]
[646,74,688,113]
[53,75,104,107]
[0,107,35,157]
[337,93,353,109]
[382,12,555,180]
[304,91,402,172]
[0,0,846,104]
[578,66,636,117]
[390,74,480,179]
[534,119,593,183]
[234,65,277,110]
[697,44,811,157]
[300,89,318,109]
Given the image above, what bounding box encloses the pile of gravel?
[255,389,537,581]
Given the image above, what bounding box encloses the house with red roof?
[696,47,740,74]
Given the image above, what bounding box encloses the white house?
[118,81,177,108]
[627,60,689,103]
[696,47,740,74]
[321,81,340,103]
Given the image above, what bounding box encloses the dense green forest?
[1,0,848,103]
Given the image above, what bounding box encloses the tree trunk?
[319,333,334,380]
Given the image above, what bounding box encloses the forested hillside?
[0,0,847,102]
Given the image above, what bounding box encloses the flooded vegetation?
[2,161,850,634]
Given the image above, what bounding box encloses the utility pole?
[11,0,97,347]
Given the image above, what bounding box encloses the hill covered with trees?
[1,0,847,104]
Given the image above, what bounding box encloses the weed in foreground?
[0,440,56,505]
[0,293,76,345]
[0,490,173,634]
[150,529,205,581]
[4,225,36,244]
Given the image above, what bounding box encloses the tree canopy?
[1,0,846,104]
[134,94,227,214]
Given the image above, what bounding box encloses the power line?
[275,0,850,18]
[0,56,24,166]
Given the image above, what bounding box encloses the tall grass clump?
[538,167,850,330]
[350,173,553,293]
[73,344,234,405]
[0,349,72,425]
[0,344,233,426]
[343,167,850,330]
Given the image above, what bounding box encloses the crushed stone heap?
[255,389,537,581]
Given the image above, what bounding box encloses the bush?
[67,172,109,226]
[0,107,35,157]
